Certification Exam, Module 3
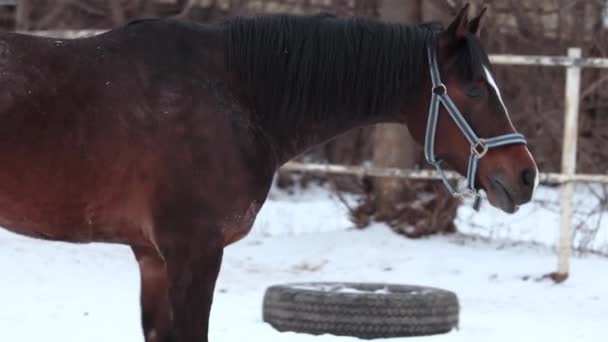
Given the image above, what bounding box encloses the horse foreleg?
[160,233,224,342]
[131,245,172,342]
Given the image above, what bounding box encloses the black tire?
[262,282,459,339]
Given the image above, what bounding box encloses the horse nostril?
[521,168,536,188]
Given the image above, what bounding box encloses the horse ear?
[438,3,470,55]
[445,3,470,40]
[468,7,487,36]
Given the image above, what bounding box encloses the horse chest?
[220,200,262,246]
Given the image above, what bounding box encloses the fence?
[25,29,608,281]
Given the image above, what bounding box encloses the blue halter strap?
[424,44,527,198]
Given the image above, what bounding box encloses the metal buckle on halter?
[454,187,478,199]
[432,84,447,96]
[471,139,488,158]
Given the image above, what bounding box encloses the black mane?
[224,14,485,127]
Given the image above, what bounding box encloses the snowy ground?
[0,183,606,342]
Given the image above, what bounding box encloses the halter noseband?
[424,44,527,198]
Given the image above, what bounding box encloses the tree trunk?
[371,0,421,220]
[15,0,30,30]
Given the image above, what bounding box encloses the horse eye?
[465,85,482,98]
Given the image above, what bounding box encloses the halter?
[424,44,527,198]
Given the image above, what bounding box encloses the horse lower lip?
[492,178,517,213]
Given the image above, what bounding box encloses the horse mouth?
[490,177,519,214]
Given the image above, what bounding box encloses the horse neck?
[222,16,436,167]
[258,108,403,167]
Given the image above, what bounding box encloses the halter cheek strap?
[424,44,527,198]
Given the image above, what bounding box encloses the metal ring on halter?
[471,139,488,158]
[432,84,447,95]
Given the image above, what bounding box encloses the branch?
[72,1,107,17]
[36,0,73,29]
[581,72,608,100]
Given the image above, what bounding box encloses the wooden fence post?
[556,47,582,281]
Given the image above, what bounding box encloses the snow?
[0,183,606,342]
[287,283,393,294]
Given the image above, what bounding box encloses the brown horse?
[0,4,537,342]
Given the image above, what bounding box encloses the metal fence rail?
[281,161,608,184]
[490,53,608,68]
[23,29,605,281]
